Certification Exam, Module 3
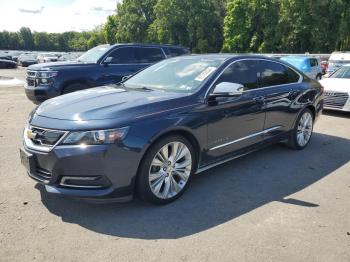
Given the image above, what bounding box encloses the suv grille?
[324,91,349,109]
[26,70,37,87]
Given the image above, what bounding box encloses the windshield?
[124,57,225,93]
[330,66,350,79]
[77,45,110,63]
[281,57,306,69]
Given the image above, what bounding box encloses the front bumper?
[20,141,142,202]
[24,83,60,104]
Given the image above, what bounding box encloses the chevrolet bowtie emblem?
[27,130,37,139]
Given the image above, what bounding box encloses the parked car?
[37,53,58,63]
[281,56,323,80]
[58,53,78,61]
[18,53,38,67]
[0,59,17,68]
[20,55,324,204]
[319,64,350,112]
[24,44,190,104]
[8,51,22,62]
[326,51,350,75]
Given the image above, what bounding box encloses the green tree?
[19,27,35,50]
[104,15,119,43]
[115,0,157,43]
[149,0,225,53]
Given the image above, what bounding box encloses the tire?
[287,108,314,150]
[63,83,88,94]
[316,74,322,80]
[136,135,196,205]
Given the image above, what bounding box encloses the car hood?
[28,61,95,70]
[36,86,188,121]
[319,78,350,93]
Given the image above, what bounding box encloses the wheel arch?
[133,128,202,194]
[61,79,95,94]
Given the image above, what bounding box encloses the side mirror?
[103,56,113,65]
[210,82,244,97]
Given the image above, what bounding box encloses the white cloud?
[0,0,120,33]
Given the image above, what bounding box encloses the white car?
[37,53,58,63]
[319,64,350,112]
[326,52,350,75]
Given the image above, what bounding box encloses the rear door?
[258,60,302,137]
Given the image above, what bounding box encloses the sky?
[0,0,121,33]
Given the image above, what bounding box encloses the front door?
[206,60,266,162]
[99,47,146,85]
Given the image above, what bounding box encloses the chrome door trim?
[196,150,254,174]
[209,125,281,151]
[205,58,303,98]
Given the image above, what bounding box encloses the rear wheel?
[287,109,314,150]
[136,135,195,204]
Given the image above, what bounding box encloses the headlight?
[61,127,129,145]
[38,71,58,78]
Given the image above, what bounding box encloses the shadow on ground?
[322,109,350,119]
[37,132,350,239]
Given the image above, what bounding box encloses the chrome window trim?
[205,58,303,98]
[209,125,281,151]
[100,46,166,66]
[23,125,69,153]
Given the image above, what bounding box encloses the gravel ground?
[0,71,349,262]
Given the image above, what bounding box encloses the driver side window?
[215,60,259,91]
[108,47,137,64]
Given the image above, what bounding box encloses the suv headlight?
[61,127,129,145]
[38,71,58,78]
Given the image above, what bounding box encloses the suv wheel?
[287,108,314,150]
[137,135,195,204]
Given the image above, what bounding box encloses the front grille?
[26,70,37,87]
[24,125,68,152]
[324,91,349,109]
[30,127,66,146]
[27,78,36,86]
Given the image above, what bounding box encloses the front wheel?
[136,135,195,204]
[287,109,314,150]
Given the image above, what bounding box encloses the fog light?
[59,176,111,189]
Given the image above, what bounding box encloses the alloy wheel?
[148,141,192,199]
[296,111,313,147]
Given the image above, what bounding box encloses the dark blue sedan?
[20,55,324,204]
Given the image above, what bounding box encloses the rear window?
[259,61,300,87]
[135,47,164,63]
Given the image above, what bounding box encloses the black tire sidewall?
[136,135,196,205]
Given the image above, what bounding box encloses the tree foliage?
[223,0,350,53]
[0,0,349,53]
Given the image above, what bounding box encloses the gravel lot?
[0,68,349,262]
